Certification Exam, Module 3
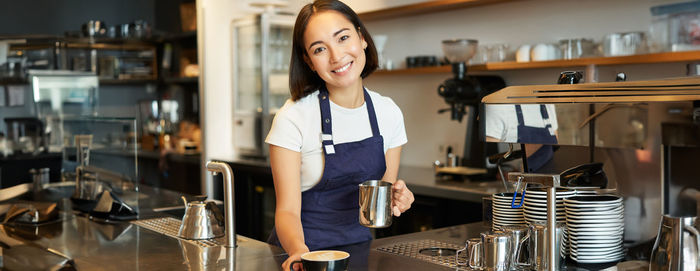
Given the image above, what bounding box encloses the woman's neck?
[327,81,364,108]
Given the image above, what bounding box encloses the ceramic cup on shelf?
[531,43,560,61]
[516,44,531,62]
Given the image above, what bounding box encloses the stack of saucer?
[564,195,625,264]
[491,193,525,230]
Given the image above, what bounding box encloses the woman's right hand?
[283,249,309,271]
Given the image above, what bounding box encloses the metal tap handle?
[205,160,236,248]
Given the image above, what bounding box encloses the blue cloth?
[515,105,557,172]
[268,86,387,250]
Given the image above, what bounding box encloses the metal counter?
[0,185,287,270]
[0,182,645,271]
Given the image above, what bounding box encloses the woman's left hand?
[391,180,414,217]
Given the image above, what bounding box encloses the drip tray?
[375,239,463,269]
[131,217,224,248]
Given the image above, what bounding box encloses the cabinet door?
[266,23,292,113]
[233,17,263,156]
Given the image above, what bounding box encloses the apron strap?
[515,104,525,125]
[516,105,553,129]
[539,104,554,136]
[317,87,382,154]
[363,88,380,137]
[318,88,334,152]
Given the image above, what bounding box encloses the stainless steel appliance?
[232,10,294,159]
[649,215,699,271]
[482,77,700,259]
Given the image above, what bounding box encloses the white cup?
[531,43,559,61]
[516,45,531,62]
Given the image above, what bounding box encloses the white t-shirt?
[265,89,407,192]
[484,104,558,142]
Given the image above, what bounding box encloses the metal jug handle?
[684,224,700,261]
[456,245,468,266]
[206,201,225,227]
[514,230,531,267]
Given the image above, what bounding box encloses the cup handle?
[289,260,302,271]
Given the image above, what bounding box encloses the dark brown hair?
[289,0,378,101]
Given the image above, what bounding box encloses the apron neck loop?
[317,86,381,152]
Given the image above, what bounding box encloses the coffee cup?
[290,250,350,271]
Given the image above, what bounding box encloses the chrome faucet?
[205,161,236,248]
[508,172,560,271]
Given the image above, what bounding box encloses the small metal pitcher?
[359,180,392,228]
[178,195,224,240]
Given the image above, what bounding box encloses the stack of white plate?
[523,187,576,256]
[492,193,525,230]
[564,195,625,264]
[570,188,598,196]
[522,188,575,224]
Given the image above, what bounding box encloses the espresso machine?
[482,76,700,269]
[436,39,505,177]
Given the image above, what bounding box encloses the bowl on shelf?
[442,39,478,63]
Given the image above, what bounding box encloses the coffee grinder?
[436,40,505,176]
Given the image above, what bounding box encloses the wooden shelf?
[358,0,520,21]
[374,50,700,75]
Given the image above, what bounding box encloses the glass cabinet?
[232,11,294,159]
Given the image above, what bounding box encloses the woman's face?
[303,11,367,90]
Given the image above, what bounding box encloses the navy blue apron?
[516,105,557,172]
[268,87,387,250]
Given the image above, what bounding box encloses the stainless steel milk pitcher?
[650,215,700,271]
[359,180,392,228]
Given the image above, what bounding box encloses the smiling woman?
[288,0,378,102]
[263,1,414,271]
